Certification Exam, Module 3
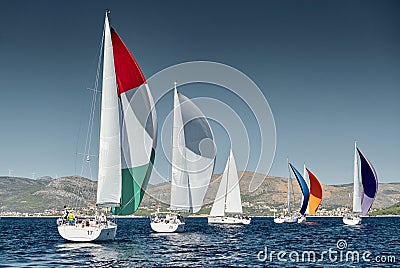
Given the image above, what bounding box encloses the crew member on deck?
[67,211,75,225]
[63,205,69,220]
[99,213,107,224]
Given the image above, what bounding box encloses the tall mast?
[170,82,190,212]
[96,10,122,207]
[223,149,232,217]
[353,141,362,213]
[303,162,309,215]
[287,158,291,215]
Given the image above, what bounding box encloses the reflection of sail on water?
[170,85,216,213]
[56,243,119,264]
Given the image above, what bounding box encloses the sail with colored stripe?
[96,12,157,215]
[289,163,310,215]
[306,168,323,215]
[357,148,378,216]
[170,84,216,213]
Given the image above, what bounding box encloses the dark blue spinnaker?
[357,148,378,216]
[290,163,310,215]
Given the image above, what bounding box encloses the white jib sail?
[170,83,190,211]
[96,13,122,207]
[209,155,229,217]
[210,149,242,216]
[225,150,243,214]
[353,141,362,213]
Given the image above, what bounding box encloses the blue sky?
[0,1,399,184]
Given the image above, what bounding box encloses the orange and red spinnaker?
[306,168,323,215]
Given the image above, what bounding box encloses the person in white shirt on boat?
[62,205,69,221]
[99,213,107,224]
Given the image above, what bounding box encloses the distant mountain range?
[0,176,96,213]
[1,172,399,214]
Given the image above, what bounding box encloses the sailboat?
[150,82,216,232]
[343,142,378,225]
[208,149,251,225]
[298,166,323,223]
[274,163,309,224]
[57,11,157,242]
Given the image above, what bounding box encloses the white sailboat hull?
[150,221,185,233]
[208,216,251,225]
[343,216,361,225]
[297,216,307,224]
[57,220,117,242]
[273,216,298,224]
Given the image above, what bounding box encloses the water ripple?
[1,217,400,267]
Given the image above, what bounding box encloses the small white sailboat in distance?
[58,10,156,241]
[150,207,185,233]
[297,164,323,224]
[208,149,251,225]
[274,160,297,224]
[343,142,378,225]
[151,82,216,232]
[274,161,310,224]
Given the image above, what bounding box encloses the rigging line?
[75,30,104,177]
[286,158,290,214]
[291,174,296,209]
[86,31,104,159]
[80,29,105,177]
[80,78,97,176]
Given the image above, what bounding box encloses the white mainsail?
[353,141,362,213]
[170,83,190,211]
[210,150,242,216]
[225,150,242,213]
[96,13,121,207]
[170,83,215,213]
[209,160,228,216]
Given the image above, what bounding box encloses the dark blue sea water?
[0,217,399,267]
